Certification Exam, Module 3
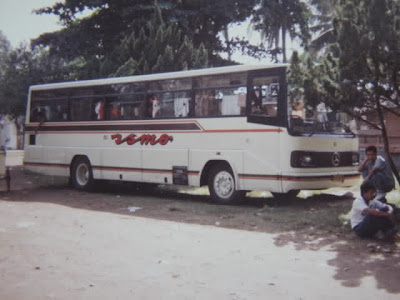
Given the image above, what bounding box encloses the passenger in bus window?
[251,89,268,115]
[31,107,46,122]
[174,97,189,117]
[290,101,305,120]
[111,103,121,120]
[54,105,68,121]
[270,83,279,97]
[94,101,105,120]
[147,95,161,118]
[195,91,211,116]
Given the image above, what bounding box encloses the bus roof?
[29,64,289,91]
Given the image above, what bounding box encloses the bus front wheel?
[208,163,244,204]
[71,157,94,191]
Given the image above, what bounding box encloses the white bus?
[24,64,360,204]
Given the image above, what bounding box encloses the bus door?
[242,70,287,192]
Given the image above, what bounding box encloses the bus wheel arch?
[202,160,244,204]
[70,155,94,191]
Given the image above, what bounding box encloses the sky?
[0,0,62,47]
[0,0,298,64]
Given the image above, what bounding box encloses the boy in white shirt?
[350,182,397,239]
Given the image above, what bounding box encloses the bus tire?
[71,157,94,191]
[272,190,300,200]
[208,163,244,204]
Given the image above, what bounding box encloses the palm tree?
[252,0,311,62]
[308,0,339,54]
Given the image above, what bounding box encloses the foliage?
[308,0,340,53]
[252,0,311,63]
[0,31,11,79]
[100,12,209,77]
[0,41,71,117]
[33,0,257,68]
[289,0,400,183]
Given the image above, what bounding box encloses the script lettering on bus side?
[111,133,174,146]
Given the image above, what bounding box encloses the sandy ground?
[0,200,399,300]
[0,152,399,299]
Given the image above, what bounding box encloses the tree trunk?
[223,28,232,61]
[281,26,287,63]
[376,95,400,186]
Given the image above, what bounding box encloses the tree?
[101,10,209,77]
[293,0,400,184]
[252,0,311,62]
[0,43,71,117]
[33,0,257,70]
[308,0,340,53]
[0,31,11,79]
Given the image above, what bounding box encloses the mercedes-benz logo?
[332,152,341,167]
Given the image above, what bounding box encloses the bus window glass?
[109,82,146,95]
[287,85,356,136]
[30,90,69,122]
[107,94,145,120]
[156,78,192,91]
[195,86,246,117]
[68,88,99,121]
[32,100,68,122]
[146,90,191,119]
[250,76,279,117]
[195,90,221,116]
[159,93,175,118]
[70,98,95,121]
[218,87,246,116]
[30,103,46,122]
[173,91,190,117]
[194,73,246,88]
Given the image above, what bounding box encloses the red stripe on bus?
[27,119,205,127]
[240,174,360,182]
[25,162,201,176]
[239,174,281,180]
[25,129,283,134]
[24,162,69,168]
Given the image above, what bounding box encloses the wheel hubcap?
[214,171,234,199]
[76,164,89,186]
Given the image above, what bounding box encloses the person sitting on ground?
[358,146,395,203]
[350,182,398,239]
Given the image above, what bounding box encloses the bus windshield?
[287,89,356,137]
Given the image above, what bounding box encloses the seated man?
[350,182,398,239]
[358,146,395,203]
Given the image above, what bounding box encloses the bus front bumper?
[281,171,361,192]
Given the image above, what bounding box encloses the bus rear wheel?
[208,163,244,204]
[71,157,94,191]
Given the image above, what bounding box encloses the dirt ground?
[1,166,400,294]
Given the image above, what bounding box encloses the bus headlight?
[291,151,316,167]
[300,154,312,165]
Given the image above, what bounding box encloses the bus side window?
[219,87,246,116]
[31,105,45,122]
[147,94,161,118]
[70,99,93,121]
[195,90,220,116]
[250,76,279,118]
[174,91,190,118]
[93,100,105,120]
